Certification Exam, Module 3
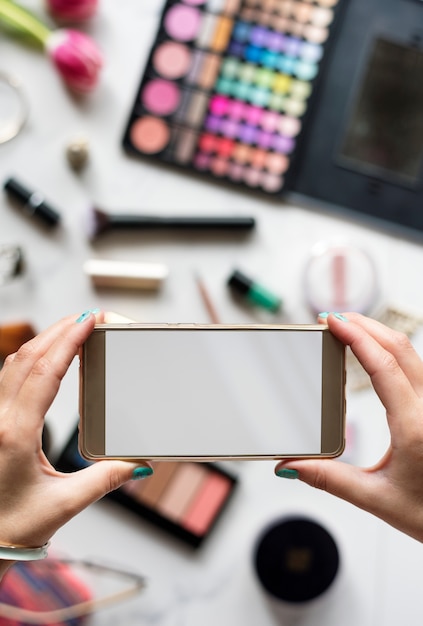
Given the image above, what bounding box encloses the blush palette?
[119,460,237,547]
[122,0,345,195]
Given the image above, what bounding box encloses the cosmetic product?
[122,0,423,238]
[195,273,221,323]
[253,516,340,619]
[303,240,379,315]
[227,268,282,312]
[0,321,36,360]
[0,244,25,285]
[55,427,238,549]
[84,258,168,290]
[0,72,29,144]
[4,177,61,227]
[66,136,90,171]
[87,206,255,239]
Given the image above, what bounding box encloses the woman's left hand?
[0,311,151,554]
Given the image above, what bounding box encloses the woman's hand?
[275,312,423,543]
[0,311,152,555]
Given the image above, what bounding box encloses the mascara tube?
[227,269,282,313]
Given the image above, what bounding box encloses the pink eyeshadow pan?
[183,472,232,536]
[156,463,208,522]
[164,4,202,42]
[153,42,192,79]
[142,79,181,116]
[130,116,170,154]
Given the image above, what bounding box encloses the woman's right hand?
[275,312,423,543]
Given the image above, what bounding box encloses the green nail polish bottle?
[228,269,282,313]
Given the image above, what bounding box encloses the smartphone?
[79,324,346,461]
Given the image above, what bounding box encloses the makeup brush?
[87,206,256,240]
[195,273,221,324]
[0,321,36,360]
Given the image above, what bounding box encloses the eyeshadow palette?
[55,427,238,549]
[123,0,342,195]
[123,0,423,236]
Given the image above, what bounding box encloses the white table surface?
[2,1,423,623]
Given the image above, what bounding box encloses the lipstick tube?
[4,177,61,227]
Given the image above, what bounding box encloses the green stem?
[0,0,50,48]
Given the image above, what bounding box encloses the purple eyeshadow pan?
[267,32,286,52]
[205,115,222,133]
[272,135,295,154]
[250,26,270,47]
[285,37,302,56]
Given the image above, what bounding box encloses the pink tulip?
[46,29,103,93]
[46,0,99,22]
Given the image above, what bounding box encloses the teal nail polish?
[334,313,349,322]
[132,466,153,480]
[76,308,100,323]
[318,311,330,319]
[276,468,299,479]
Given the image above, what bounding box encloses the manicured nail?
[76,308,100,323]
[334,313,349,322]
[132,466,153,480]
[318,311,349,322]
[276,468,299,479]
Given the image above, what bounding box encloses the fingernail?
[132,466,153,480]
[276,468,299,479]
[76,308,100,323]
[334,313,349,322]
[318,311,349,322]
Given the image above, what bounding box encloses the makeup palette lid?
[253,516,340,604]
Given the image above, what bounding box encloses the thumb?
[275,459,377,512]
[59,460,153,513]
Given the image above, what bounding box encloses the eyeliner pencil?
[88,207,255,239]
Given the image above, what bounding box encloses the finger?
[323,314,418,430]
[53,461,153,521]
[0,312,95,402]
[7,312,99,433]
[340,312,423,395]
[275,459,384,518]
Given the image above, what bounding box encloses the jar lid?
[253,516,340,603]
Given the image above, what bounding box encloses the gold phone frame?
[79,323,346,461]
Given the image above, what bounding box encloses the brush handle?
[107,214,255,231]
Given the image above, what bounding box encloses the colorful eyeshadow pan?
[123,0,342,195]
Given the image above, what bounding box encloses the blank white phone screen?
[104,330,323,456]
